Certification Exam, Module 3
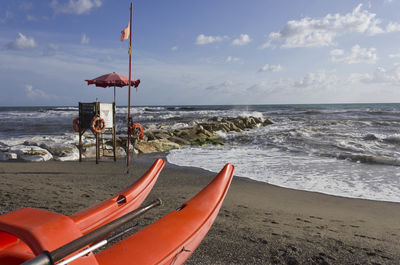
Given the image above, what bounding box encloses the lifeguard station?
[73,102,116,164]
[73,72,141,164]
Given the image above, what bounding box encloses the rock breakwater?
[0,116,272,161]
[131,116,272,154]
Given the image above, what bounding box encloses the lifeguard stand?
[78,102,116,163]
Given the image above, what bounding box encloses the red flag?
[120,23,130,42]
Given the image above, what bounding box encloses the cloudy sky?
[1,0,400,106]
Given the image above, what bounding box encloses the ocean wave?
[383,135,400,145]
[144,107,168,112]
[175,106,197,111]
[167,145,400,202]
[53,107,78,111]
[331,153,400,166]
[363,134,379,141]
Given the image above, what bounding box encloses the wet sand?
[1,154,399,264]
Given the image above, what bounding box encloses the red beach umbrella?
[85,72,140,89]
[85,72,140,103]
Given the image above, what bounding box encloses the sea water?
[0,104,399,202]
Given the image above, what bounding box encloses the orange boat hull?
[0,159,165,265]
[0,161,234,265]
[70,158,165,234]
[96,163,234,265]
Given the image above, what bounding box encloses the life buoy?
[129,122,144,140]
[91,117,106,133]
[72,117,80,132]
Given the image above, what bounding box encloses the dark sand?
[1,154,400,264]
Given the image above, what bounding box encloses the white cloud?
[225,56,240,63]
[81,33,90,44]
[246,80,284,94]
[389,52,400,58]
[349,65,400,85]
[386,22,400,32]
[205,80,234,91]
[7,33,37,50]
[263,4,396,48]
[43,43,60,56]
[171,46,178,51]
[330,49,344,56]
[246,72,339,98]
[27,14,49,22]
[0,11,13,24]
[25,85,53,100]
[259,40,275,49]
[331,45,377,64]
[195,34,227,45]
[50,0,102,15]
[232,34,251,46]
[27,15,38,21]
[294,71,337,88]
[258,64,282,72]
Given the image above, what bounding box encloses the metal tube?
[57,240,106,265]
[56,225,136,265]
[50,198,161,263]
[21,251,53,265]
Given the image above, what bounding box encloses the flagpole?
[127,2,133,168]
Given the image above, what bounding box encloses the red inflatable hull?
[0,158,165,265]
[71,158,165,234]
[0,160,234,265]
[96,163,234,265]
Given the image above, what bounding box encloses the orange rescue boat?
[0,160,234,265]
[0,158,165,264]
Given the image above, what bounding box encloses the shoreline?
[1,155,400,264]
[3,152,400,206]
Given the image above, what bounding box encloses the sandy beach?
[1,154,399,265]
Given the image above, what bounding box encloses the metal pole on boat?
[21,198,162,265]
[56,226,137,265]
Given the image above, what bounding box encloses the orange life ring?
[72,117,80,132]
[91,117,106,133]
[129,122,144,140]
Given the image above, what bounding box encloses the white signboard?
[99,103,113,128]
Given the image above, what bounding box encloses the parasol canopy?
[85,72,140,88]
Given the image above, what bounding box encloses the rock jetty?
[0,116,272,161]
[126,116,273,154]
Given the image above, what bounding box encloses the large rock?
[263,119,273,126]
[101,145,126,158]
[145,131,156,141]
[40,143,79,161]
[8,145,53,162]
[154,139,181,151]
[174,129,191,138]
[0,152,17,160]
[168,136,190,146]
[154,132,171,140]
[135,141,159,154]
[82,146,97,158]
[234,119,246,130]
[0,142,9,152]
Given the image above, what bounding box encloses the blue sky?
[1,0,400,106]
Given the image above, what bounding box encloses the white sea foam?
[167,145,400,202]
[0,133,89,162]
[170,123,190,130]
